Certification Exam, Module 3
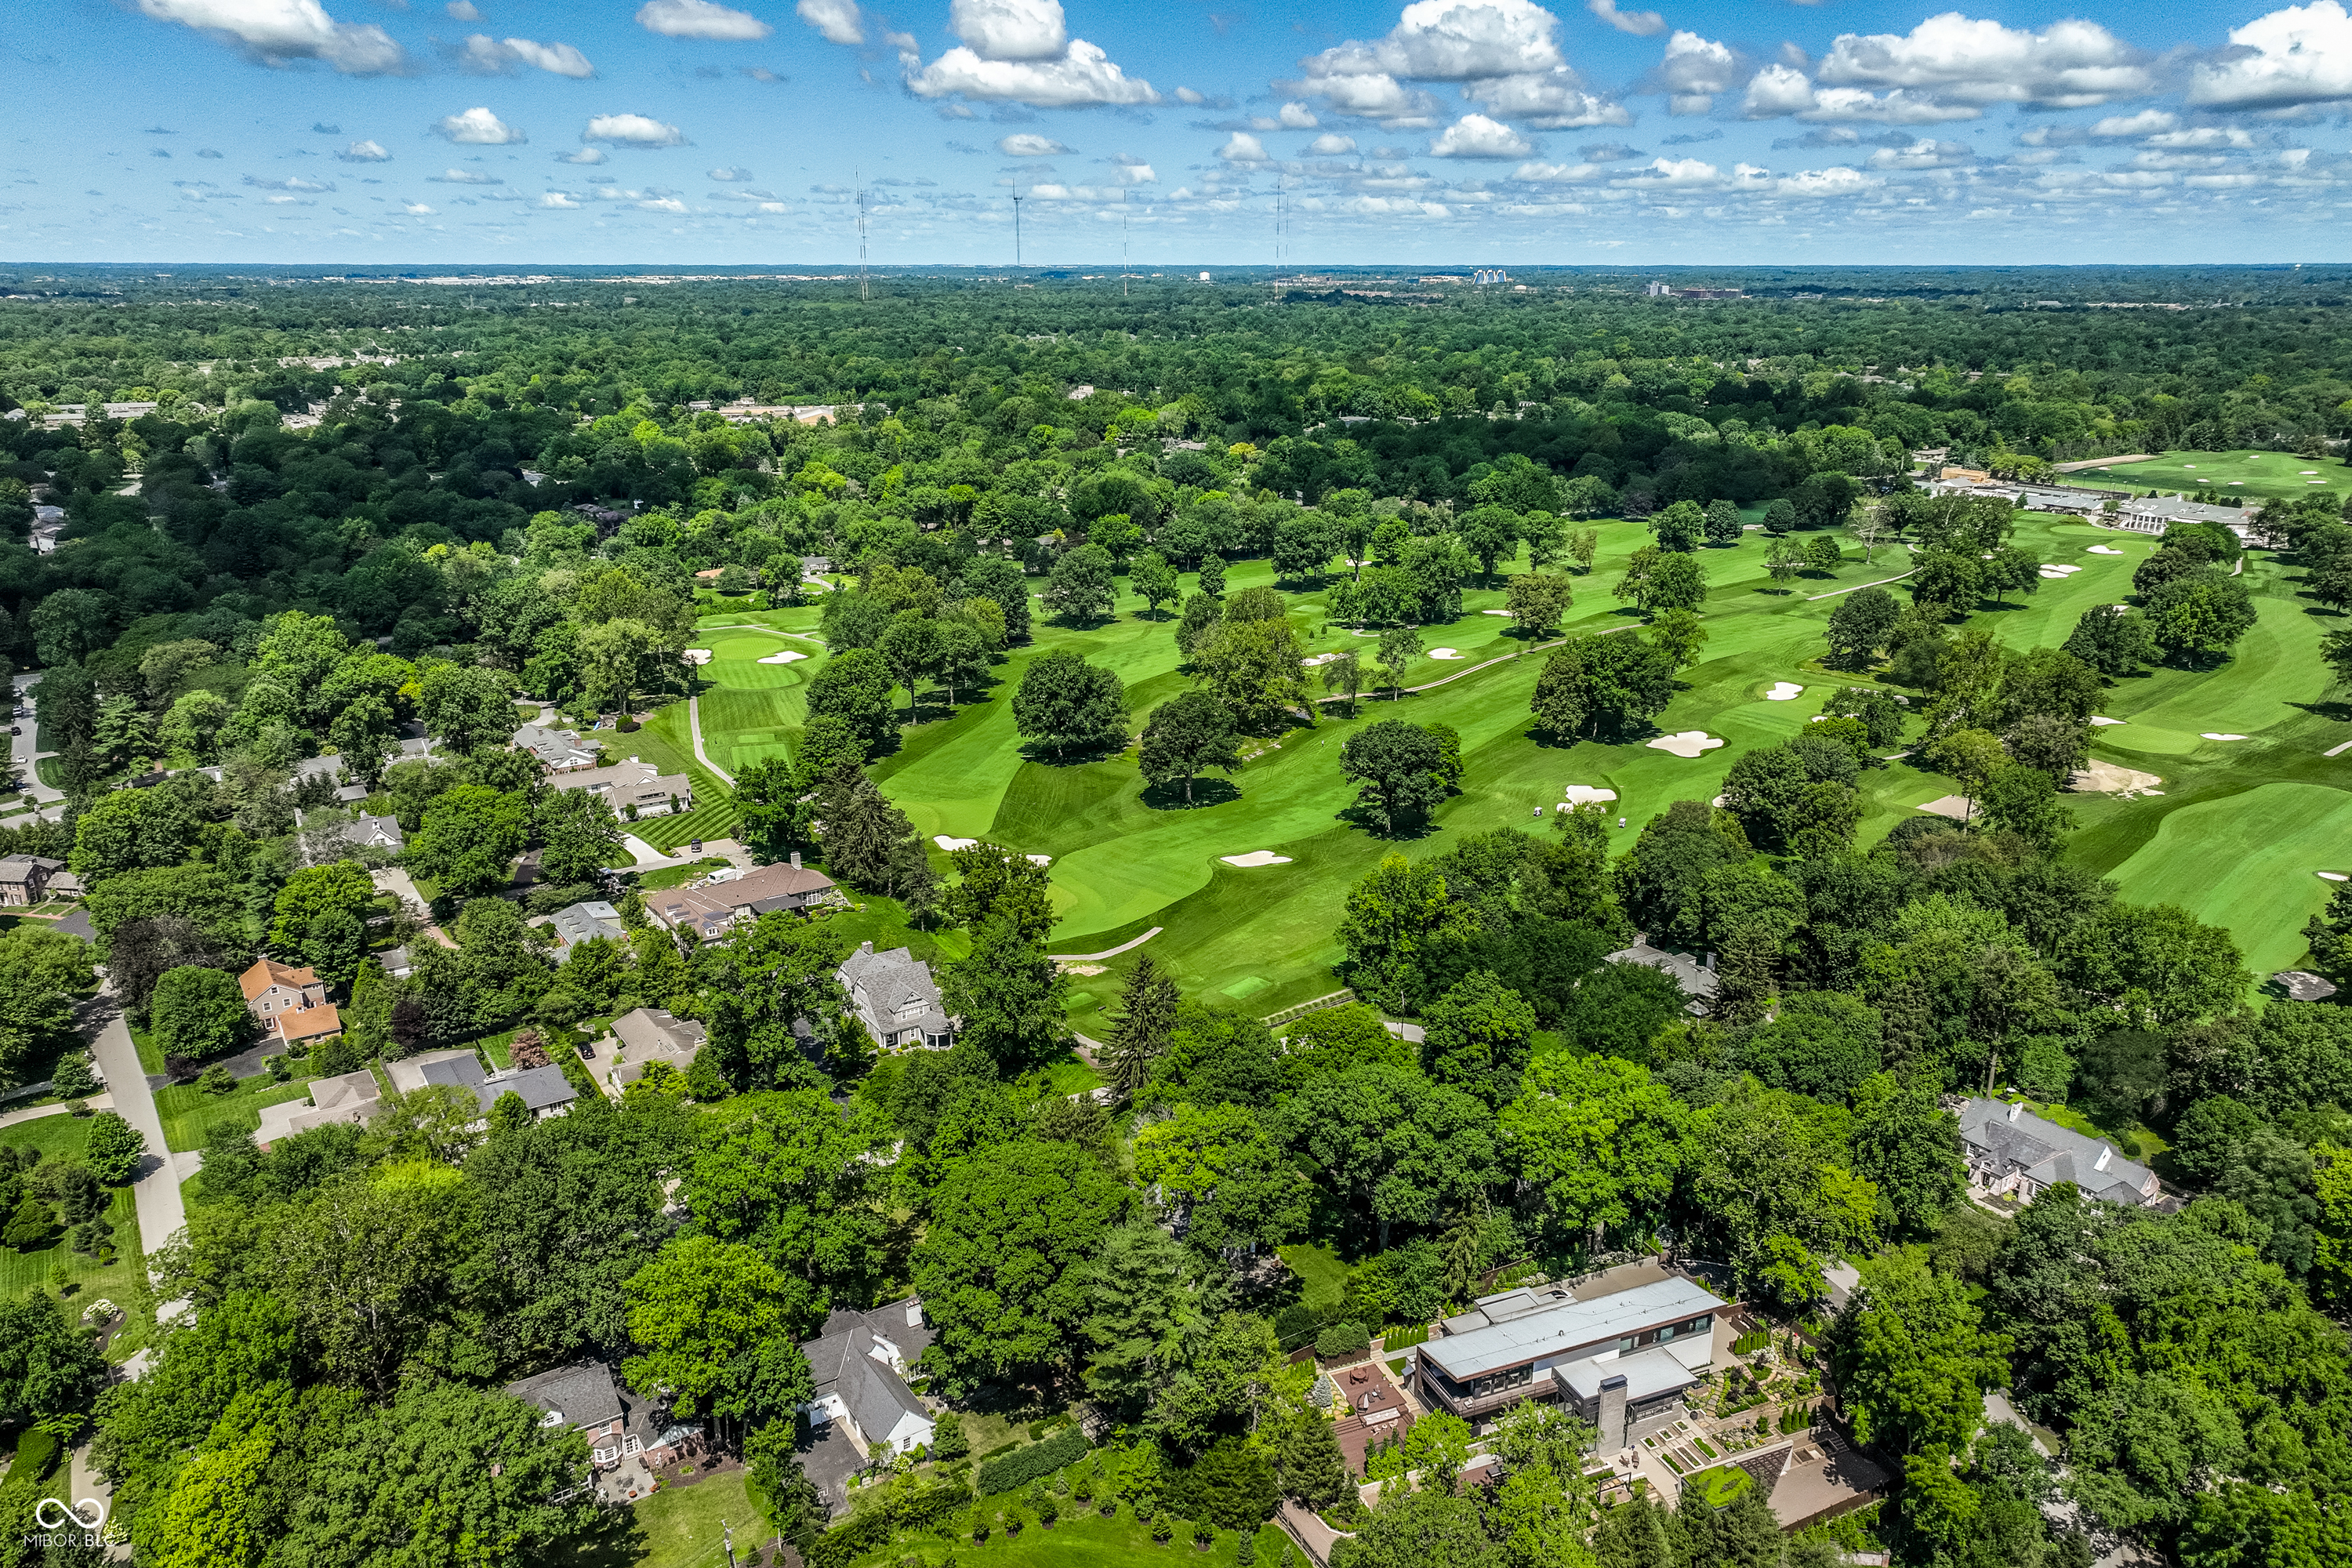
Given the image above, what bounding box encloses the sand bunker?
[1647,731,1726,758]
[2091,716,2126,726]
[1025,855,1053,866]
[757,650,808,665]
[933,836,979,851]
[2321,872,2350,883]
[1427,648,1466,659]
[2201,732,2249,741]
[1221,851,1293,868]
[2088,545,2125,554]
[1765,682,1804,701]
[1560,785,1618,807]
[684,649,713,664]
[2069,760,2163,793]
[2304,470,2321,476]
[1301,652,1345,666]
[1482,609,1514,617]
[2038,564,2082,579]
[1917,796,1977,822]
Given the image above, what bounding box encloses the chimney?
[2094,1145,2112,1172]
[859,940,874,956]
[2006,1102,2024,1123]
[1598,1374,1628,1454]
[1702,953,1717,972]
[790,851,801,870]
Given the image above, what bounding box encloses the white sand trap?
[1561,785,1618,806]
[2314,481,2329,486]
[2183,464,2198,469]
[757,650,808,665]
[2230,481,2245,485]
[2069,760,2163,793]
[1647,731,1726,757]
[2304,470,2320,475]
[934,835,980,851]
[684,648,713,664]
[1482,609,1515,617]
[1025,855,1052,866]
[1766,682,1805,701]
[1711,793,1726,808]
[1806,715,1828,723]
[1917,796,1977,822]
[1427,648,1466,659]
[1221,850,1294,867]
[2088,545,2125,554]
[2201,732,2249,741]
[2091,716,2126,726]
[1301,652,1345,667]
[2321,872,2350,883]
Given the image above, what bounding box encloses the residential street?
[81,996,186,1270]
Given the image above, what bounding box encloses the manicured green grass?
[1686,1463,1754,1509]
[605,1470,762,1568]
[844,1512,1292,1567]
[1278,1242,1351,1309]
[637,857,732,892]
[0,1114,145,1301]
[156,1073,314,1152]
[2103,782,2352,975]
[2055,448,2352,506]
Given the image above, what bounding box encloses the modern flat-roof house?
[253,1068,382,1148]
[1958,1098,2162,1208]
[604,1007,707,1095]
[504,1363,630,1467]
[643,856,842,940]
[387,1048,578,1125]
[800,1299,937,1459]
[0,856,67,906]
[239,957,343,1043]
[549,757,691,819]
[838,941,954,1052]
[543,899,626,954]
[1410,1274,1730,1439]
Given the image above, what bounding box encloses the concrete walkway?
[369,866,430,916]
[0,1092,113,1131]
[82,999,183,1268]
[687,692,735,785]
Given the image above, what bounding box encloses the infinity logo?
[34,1498,105,1530]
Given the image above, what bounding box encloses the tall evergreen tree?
[1106,952,1179,1099]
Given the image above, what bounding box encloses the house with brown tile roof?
[239,958,332,1040]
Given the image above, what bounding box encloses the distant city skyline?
[2,0,2347,264]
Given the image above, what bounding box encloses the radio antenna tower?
[1122,191,1130,297]
[855,170,869,301]
[1012,184,1024,267]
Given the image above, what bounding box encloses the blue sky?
[3,0,2349,263]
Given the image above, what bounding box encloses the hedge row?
[975,1425,1089,1497]
[804,1480,970,1568]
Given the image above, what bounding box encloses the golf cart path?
[688,693,735,786]
[1050,927,1161,963]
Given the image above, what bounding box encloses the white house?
[800,1299,937,1457]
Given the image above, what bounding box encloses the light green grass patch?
[2102,780,2352,975]
[156,1073,314,1152]
[2056,448,2352,506]
[1278,1242,1351,1308]
[844,1510,1288,1567]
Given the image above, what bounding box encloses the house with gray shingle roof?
[800,1298,937,1458]
[837,941,953,1051]
[1602,941,1719,1013]
[1956,1098,2162,1208]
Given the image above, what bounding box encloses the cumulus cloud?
[1867,138,1973,169]
[797,0,863,45]
[1218,132,1269,162]
[1305,0,1566,82]
[1655,31,1738,115]
[331,140,388,162]
[430,167,504,183]
[132,0,408,74]
[401,201,437,214]
[436,107,526,143]
[1176,86,1205,104]
[540,191,583,207]
[909,38,1158,106]
[447,0,479,17]
[585,113,687,145]
[2189,1,2352,111]
[999,132,1070,154]
[1587,0,1664,38]
[1112,158,1157,183]
[1817,13,2152,111]
[951,0,1066,60]
[1279,100,1320,128]
[639,196,690,212]
[1775,165,1877,196]
[557,147,609,164]
[2089,108,2179,137]
[1429,112,1534,157]
[710,165,754,180]
[243,173,335,191]
[465,35,596,76]
[1510,159,1602,181]
[1308,132,1359,154]
[2147,125,2259,148]
[1466,71,1631,128]
[635,0,771,40]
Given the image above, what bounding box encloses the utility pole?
[1012,186,1023,268]
[855,170,869,302]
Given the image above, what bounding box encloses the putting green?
[2103,782,2352,975]
[2056,448,2352,506]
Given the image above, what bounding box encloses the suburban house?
[0,855,67,906]
[1407,1272,1731,1438]
[604,1007,706,1095]
[503,1363,630,1467]
[387,1048,579,1124]
[549,757,691,819]
[254,1068,383,1148]
[513,722,600,771]
[307,812,404,862]
[800,1299,938,1458]
[238,957,343,1043]
[1957,1098,2164,1208]
[838,942,955,1052]
[1603,941,1719,1011]
[543,900,626,954]
[643,855,842,941]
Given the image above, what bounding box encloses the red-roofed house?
[239,958,333,1040]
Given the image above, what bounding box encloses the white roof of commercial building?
[1420,1276,1728,1381]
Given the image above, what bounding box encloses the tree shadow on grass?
[2289,699,2352,723]
[1140,778,1241,811]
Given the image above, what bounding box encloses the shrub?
[931,1410,971,1461]
[976,1425,1088,1497]
[1152,1516,1174,1544]
[1192,1518,1215,1547]
[1381,1321,1428,1351]
[1314,1321,1370,1361]
[198,1063,236,1095]
[1037,1494,1059,1526]
[49,1052,96,1099]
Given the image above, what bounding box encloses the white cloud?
[998,132,1070,155]
[1510,159,1602,181]
[243,173,335,191]
[710,165,754,180]
[1743,63,1817,118]
[1657,31,1737,115]
[2090,109,2178,137]
[2189,1,2352,111]
[1219,132,1269,162]
[460,34,596,77]
[2147,125,2258,148]
[1279,101,1320,128]
[1175,86,1205,104]
[1775,165,1877,196]
[585,114,687,146]
[1817,13,2151,111]
[1300,71,1439,122]
[540,191,582,208]
[436,107,526,143]
[909,38,1157,106]
[1305,0,1566,83]
[447,0,479,17]
[639,196,690,212]
[1429,112,1534,157]
[133,0,407,74]
[797,0,863,45]
[1308,132,1359,155]
[1613,155,1726,188]
[430,167,504,183]
[950,0,1066,60]
[336,140,390,162]
[1867,138,1973,169]
[402,201,436,214]
[1467,71,1631,127]
[635,0,772,40]
[1802,86,1982,123]
[1587,0,1664,38]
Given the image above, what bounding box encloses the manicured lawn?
[156,1073,314,1152]
[637,856,732,892]
[1038,1051,1105,1096]
[2053,448,2352,506]
[844,1511,1294,1567]
[1685,1462,1753,1508]
[1277,1243,1351,1309]
[604,1470,764,1568]
[0,1113,145,1302]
